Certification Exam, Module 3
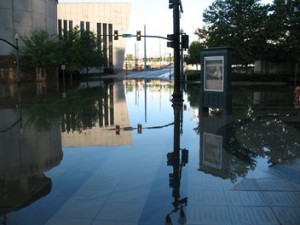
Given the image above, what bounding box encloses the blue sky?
[59,0,273,57]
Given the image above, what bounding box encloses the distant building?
[57,1,131,70]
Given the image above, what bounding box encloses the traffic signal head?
[169,0,174,9]
[181,34,189,49]
[137,124,142,134]
[136,31,141,41]
[114,30,118,40]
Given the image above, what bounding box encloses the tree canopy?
[194,0,300,66]
[20,27,104,77]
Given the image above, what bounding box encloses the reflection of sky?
[125,86,173,126]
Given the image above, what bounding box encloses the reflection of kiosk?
[203,133,223,169]
[200,47,232,114]
[199,113,229,180]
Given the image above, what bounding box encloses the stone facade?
[0,0,58,55]
[57,2,131,70]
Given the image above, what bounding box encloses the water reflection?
[197,85,300,182]
[61,81,133,146]
[0,84,62,223]
[0,78,299,224]
[165,97,188,225]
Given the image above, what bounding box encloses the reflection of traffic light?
[114,30,118,40]
[137,124,142,134]
[167,152,174,166]
[136,31,141,41]
[115,125,120,135]
[181,148,189,165]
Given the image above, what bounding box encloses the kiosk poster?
[204,56,224,92]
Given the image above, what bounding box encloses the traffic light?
[181,34,189,49]
[136,31,141,41]
[114,30,118,40]
[167,34,174,48]
[169,0,174,9]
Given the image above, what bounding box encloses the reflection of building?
[61,81,132,146]
[57,2,131,70]
[0,108,63,217]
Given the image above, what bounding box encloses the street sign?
[122,34,132,38]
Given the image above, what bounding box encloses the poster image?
[204,56,224,92]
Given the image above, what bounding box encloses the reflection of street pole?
[61,64,66,98]
[165,95,188,225]
[15,34,20,85]
[126,57,128,75]
[295,62,298,88]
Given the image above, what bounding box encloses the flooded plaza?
[0,77,300,225]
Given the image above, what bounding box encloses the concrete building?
[0,0,58,55]
[57,1,131,70]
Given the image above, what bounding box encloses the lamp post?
[172,0,182,99]
[61,64,66,98]
[0,34,20,84]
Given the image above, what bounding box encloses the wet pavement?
[0,77,300,225]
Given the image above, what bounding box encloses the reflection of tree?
[185,84,200,109]
[199,112,300,182]
[233,113,300,166]
[26,85,107,132]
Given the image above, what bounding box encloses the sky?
[59,0,273,58]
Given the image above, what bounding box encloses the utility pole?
[172,0,182,99]
[144,25,147,71]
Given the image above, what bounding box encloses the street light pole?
[172,0,182,99]
[0,34,20,85]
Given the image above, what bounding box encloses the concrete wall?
[0,0,58,55]
[57,2,131,70]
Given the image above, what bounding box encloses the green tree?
[58,26,104,75]
[58,26,81,73]
[196,0,269,67]
[265,0,300,63]
[20,29,59,78]
[126,54,134,61]
[185,41,205,67]
[78,29,102,74]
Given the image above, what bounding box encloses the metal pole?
[295,62,298,88]
[144,24,147,71]
[172,0,182,99]
[180,31,184,83]
[15,34,20,85]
